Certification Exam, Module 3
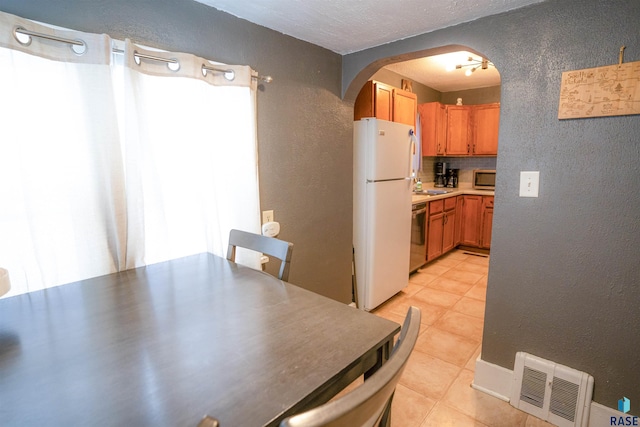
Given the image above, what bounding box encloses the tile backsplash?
[417,157,497,186]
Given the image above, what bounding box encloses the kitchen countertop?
[412,186,495,204]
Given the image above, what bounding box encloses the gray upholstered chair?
[226,229,294,281]
[279,306,421,427]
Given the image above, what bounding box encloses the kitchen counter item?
[413,189,449,195]
[473,169,496,190]
[435,161,447,187]
[446,169,459,188]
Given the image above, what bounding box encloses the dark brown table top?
[0,253,399,426]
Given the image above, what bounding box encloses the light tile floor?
[369,249,556,427]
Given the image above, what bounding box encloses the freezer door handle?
[409,131,416,178]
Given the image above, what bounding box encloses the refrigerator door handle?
[367,178,408,183]
[409,134,416,178]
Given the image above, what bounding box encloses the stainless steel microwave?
[473,170,496,190]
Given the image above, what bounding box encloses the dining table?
[0,253,400,426]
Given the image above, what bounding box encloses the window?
[0,12,261,297]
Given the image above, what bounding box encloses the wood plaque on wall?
[558,60,640,119]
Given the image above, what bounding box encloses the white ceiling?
[194,0,544,90]
[384,51,502,92]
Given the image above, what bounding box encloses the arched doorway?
[351,45,500,299]
[352,53,502,426]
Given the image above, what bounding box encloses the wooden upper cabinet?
[418,102,446,156]
[374,82,393,121]
[436,103,447,155]
[392,88,417,130]
[472,103,500,155]
[354,80,416,130]
[418,102,499,157]
[446,105,472,155]
[355,80,391,121]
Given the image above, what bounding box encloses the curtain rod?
[13,26,273,83]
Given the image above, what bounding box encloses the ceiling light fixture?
[451,56,494,76]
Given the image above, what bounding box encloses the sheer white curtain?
[0,11,261,298]
[0,13,125,295]
[120,40,261,269]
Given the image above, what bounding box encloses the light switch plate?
[519,171,539,197]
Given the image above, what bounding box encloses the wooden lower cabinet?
[461,195,483,247]
[427,211,444,261]
[427,200,444,261]
[480,196,494,248]
[454,196,464,246]
[461,195,494,249]
[424,194,494,264]
[426,198,457,261]
[442,198,456,253]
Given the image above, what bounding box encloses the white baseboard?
[471,356,634,427]
[472,356,513,401]
[589,401,638,427]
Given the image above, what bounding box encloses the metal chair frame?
[226,229,294,281]
[279,306,421,427]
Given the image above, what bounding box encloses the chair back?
[279,306,421,427]
[197,415,220,427]
[226,229,294,281]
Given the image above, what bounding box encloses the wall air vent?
[521,366,547,408]
[511,352,594,427]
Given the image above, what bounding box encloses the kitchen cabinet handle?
[467,143,470,153]
[443,213,448,225]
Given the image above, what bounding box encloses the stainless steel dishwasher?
[410,201,427,273]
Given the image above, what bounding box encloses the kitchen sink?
[413,189,450,195]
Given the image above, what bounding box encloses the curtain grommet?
[13,26,32,46]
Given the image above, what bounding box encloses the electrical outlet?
[262,210,274,224]
[519,171,540,197]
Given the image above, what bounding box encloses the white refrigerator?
[353,118,414,311]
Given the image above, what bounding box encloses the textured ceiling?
[194,0,543,55]
[194,0,544,90]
